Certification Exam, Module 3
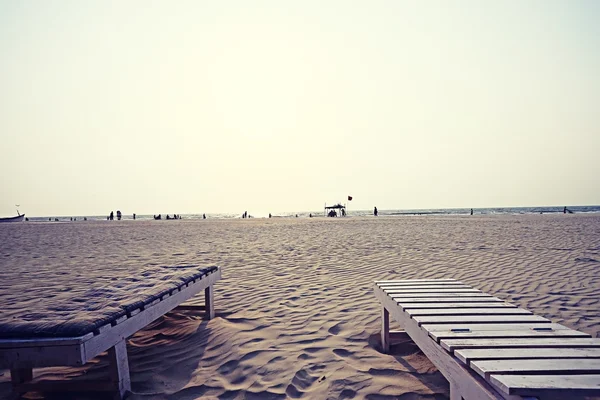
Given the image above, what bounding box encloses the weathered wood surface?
[375,278,600,399]
[455,348,600,365]
[392,296,504,303]
[385,288,482,294]
[376,279,458,284]
[472,358,600,379]
[489,374,600,396]
[392,293,494,298]
[374,283,505,400]
[406,308,532,317]
[423,323,570,332]
[441,337,600,352]
[430,329,590,343]
[400,302,516,310]
[380,285,472,290]
[413,314,550,326]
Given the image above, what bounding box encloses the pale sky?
[1,1,599,217]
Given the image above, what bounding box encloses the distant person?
[470,208,473,216]
[269,213,272,218]
[49,218,51,221]
[133,213,136,220]
[203,213,206,219]
[25,217,29,222]
[109,211,114,221]
[374,207,378,217]
[84,217,87,221]
[116,210,122,220]
[341,208,346,217]
[296,214,298,218]
[70,217,73,221]
[309,213,312,218]
[564,206,567,214]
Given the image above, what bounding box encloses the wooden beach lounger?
[373,279,600,400]
[0,265,221,398]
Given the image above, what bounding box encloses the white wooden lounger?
[0,266,221,399]
[374,279,600,400]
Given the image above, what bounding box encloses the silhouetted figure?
[564,206,567,214]
[269,213,272,218]
[203,213,206,219]
[341,208,346,217]
[84,217,87,221]
[116,210,122,220]
[133,213,136,220]
[470,208,473,215]
[109,211,114,221]
[309,213,312,218]
[25,217,29,222]
[70,217,73,221]
[374,207,378,216]
[49,218,51,221]
[296,214,298,218]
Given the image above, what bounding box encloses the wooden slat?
[472,358,600,379]
[423,323,570,332]
[391,293,493,298]
[385,289,481,294]
[380,285,471,290]
[456,348,600,365]
[430,329,589,343]
[399,302,516,310]
[376,279,458,283]
[392,296,503,302]
[406,308,531,317]
[413,315,550,326]
[489,374,600,396]
[441,338,600,352]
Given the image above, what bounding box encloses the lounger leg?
[10,367,33,386]
[108,340,131,399]
[205,285,215,319]
[450,383,463,400]
[381,307,390,353]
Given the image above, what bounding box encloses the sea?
[24,205,600,222]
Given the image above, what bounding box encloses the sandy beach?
[1,214,599,399]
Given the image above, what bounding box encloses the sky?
[1,1,599,217]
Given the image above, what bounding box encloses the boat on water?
[0,214,25,223]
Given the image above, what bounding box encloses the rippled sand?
[1,214,599,399]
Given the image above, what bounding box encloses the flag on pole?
[348,195,353,201]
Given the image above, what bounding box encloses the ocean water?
[25,205,600,222]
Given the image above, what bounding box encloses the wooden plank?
[430,329,589,343]
[456,348,600,365]
[392,296,503,302]
[205,285,215,319]
[472,358,600,380]
[0,333,93,348]
[108,340,130,398]
[384,289,481,294]
[376,279,458,283]
[441,338,600,352]
[413,315,550,326]
[82,268,221,362]
[373,284,505,400]
[489,374,600,396]
[380,285,472,290]
[0,342,86,368]
[406,308,531,317]
[391,293,493,298]
[423,323,570,333]
[381,307,390,353]
[399,302,516,310]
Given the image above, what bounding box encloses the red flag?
[348,195,353,201]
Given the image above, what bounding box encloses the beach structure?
[374,278,600,399]
[0,265,221,398]
[324,203,346,217]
